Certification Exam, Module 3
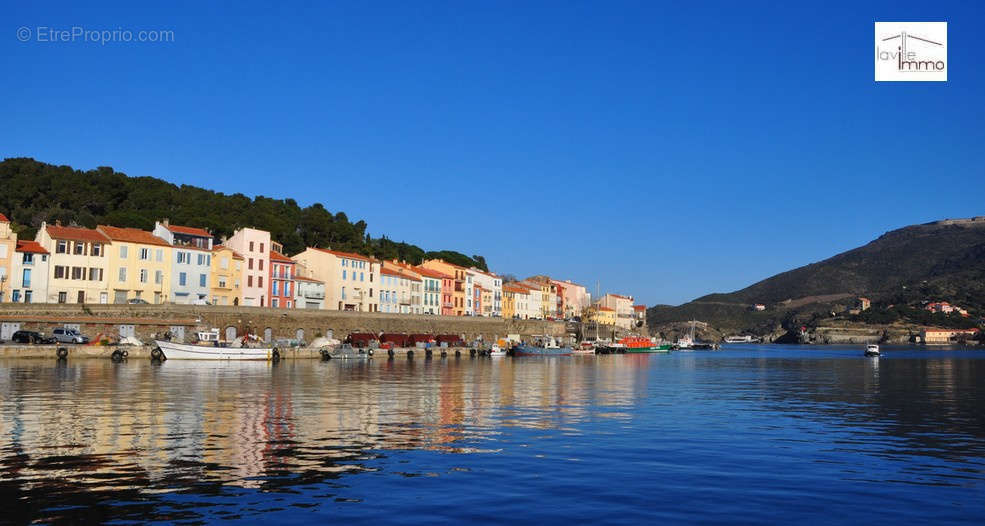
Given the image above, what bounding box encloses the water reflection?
[0,348,983,523]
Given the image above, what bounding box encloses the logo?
[875,22,947,82]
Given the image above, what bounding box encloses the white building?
[292,247,378,312]
[294,275,325,309]
[153,221,213,304]
[598,293,635,329]
[415,267,446,315]
[8,240,50,303]
[470,268,502,317]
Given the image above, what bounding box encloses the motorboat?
[865,344,880,357]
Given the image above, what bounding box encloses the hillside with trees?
[649,218,985,333]
[0,157,488,270]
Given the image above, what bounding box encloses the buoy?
[320,348,332,360]
[407,350,414,358]
[150,347,164,360]
[440,350,447,357]
[388,349,394,357]
[121,349,129,358]
[469,349,476,356]
[56,347,68,359]
[455,350,461,357]
[111,349,124,362]
[367,349,374,356]
[272,348,281,361]
[425,349,432,357]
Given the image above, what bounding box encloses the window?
[286,301,291,308]
[139,248,149,260]
[272,281,279,296]
[260,243,264,253]
[24,291,32,303]
[199,274,207,287]
[56,240,67,254]
[71,267,84,280]
[258,276,263,288]
[249,241,254,252]
[119,245,128,258]
[22,269,31,288]
[22,253,33,265]
[285,268,291,280]
[361,272,364,281]
[197,254,205,266]
[286,283,292,297]
[140,269,148,283]
[221,257,229,270]
[218,277,227,288]
[369,288,373,297]
[342,270,346,280]
[89,268,102,281]
[92,243,102,257]
[119,267,127,282]
[341,286,346,300]
[179,272,187,286]
[156,249,163,262]
[155,270,163,284]
[272,298,279,308]
[54,266,66,279]
[248,275,253,287]
[58,292,67,303]
[74,242,85,255]
[258,259,264,271]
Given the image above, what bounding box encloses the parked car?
[127,298,150,304]
[52,328,90,344]
[11,331,56,344]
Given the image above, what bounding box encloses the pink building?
[225,227,271,307]
[269,245,295,309]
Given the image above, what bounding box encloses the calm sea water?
[1,345,984,524]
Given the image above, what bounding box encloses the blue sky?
[3,1,983,306]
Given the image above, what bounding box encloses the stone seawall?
[0,304,566,344]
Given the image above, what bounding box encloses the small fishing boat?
[865,344,880,357]
[514,336,572,356]
[489,344,506,357]
[153,335,277,361]
[321,343,371,360]
[573,341,597,354]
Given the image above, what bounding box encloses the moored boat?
[321,343,371,360]
[153,339,277,360]
[620,336,672,353]
[514,336,572,356]
[865,343,880,357]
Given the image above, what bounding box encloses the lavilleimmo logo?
[875,22,947,82]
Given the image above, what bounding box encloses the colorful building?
[153,221,214,304]
[0,213,15,302]
[502,283,529,319]
[414,266,447,315]
[268,244,296,309]
[223,227,270,307]
[9,240,49,303]
[420,260,468,316]
[292,247,378,312]
[97,225,172,304]
[210,245,243,306]
[36,222,110,304]
[553,279,590,318]
[470,268,502,316]
[591,306,616,326]
[598,293,635,329]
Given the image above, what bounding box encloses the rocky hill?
[649,218,985,334]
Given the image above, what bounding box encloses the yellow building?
[211,244,244,306]
[37,222,110,304]
[0,213,15,302]
[97,225,172,304]
[591,306,616,326]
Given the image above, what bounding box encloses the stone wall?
[0,304,566,344]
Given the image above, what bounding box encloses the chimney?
[162,218,169,227]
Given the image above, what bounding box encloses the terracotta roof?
[503,284,530,294]
[293,275,323,283]
[414,266,452,279]
[16,240,48,254]
[213,244,244,260]
[0,213,8,222]
[633,305,647,311]
[315,247,371,262]
[597,307,615,312]
[381,266,420,280]
[269,250,295,263]
[166,224,212,238]
[45,224,110,243]
[97,225,171,247]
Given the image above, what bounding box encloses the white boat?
[865,344,880,357]
[489,344,506,357]
[153,339,278,360]
[321,343,371,360]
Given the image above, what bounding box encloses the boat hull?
[514,345,572,356]
[625,345,672,353]
[154,340,276,360]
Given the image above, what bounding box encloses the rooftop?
[213,244,244,260]
[269,250,295,263]
[315,247,371,262]
[16,240,48,254]
[0,213,8,222]
[166,224,212,238]
[97,225,171,247]
[414,266,452,279]
[45,223,111,243]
